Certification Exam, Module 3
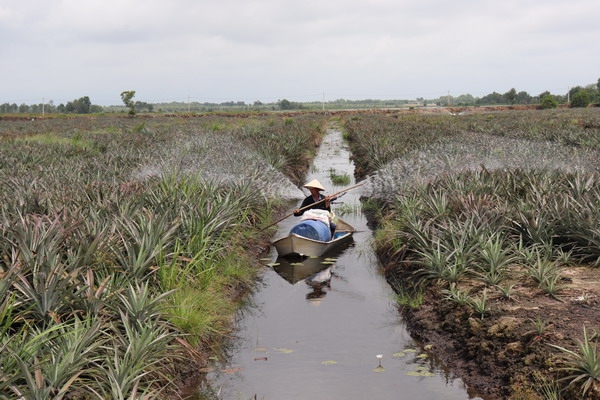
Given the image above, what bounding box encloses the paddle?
[259,182,365,233]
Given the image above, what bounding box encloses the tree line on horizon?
[2,78,599,115]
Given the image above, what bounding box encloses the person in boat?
[293,179,337,237]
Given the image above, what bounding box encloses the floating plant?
[406,366,435,377]
[373,354,385,372]
[275,347,295,353]
[321,360,338,365]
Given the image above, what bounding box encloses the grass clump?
[328,168,351,186]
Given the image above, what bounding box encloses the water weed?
[328,168,351,186]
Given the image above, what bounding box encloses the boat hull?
[272,218,354,258]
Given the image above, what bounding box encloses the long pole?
[259,182,364,233]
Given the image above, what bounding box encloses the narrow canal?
[197,123,479,399]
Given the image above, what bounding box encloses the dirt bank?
[381,256,600,399]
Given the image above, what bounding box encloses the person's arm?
[324,196,331,211]
[294,197,312,216]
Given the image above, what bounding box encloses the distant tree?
[64,96,93,114]
[18,103,29,113]
[538,91,551,99]
[65,101,75,113]
[0,103,17,113]
[134,101,153,112]
[592,78,600,105]
[120,91,136,116]
[516,91,532,104]
[42,100,56,114]
[568,86,584,102]
[571,90,591,108]
[78,96,91,113]
[477,92,503,105]
[540,94,558,109]
[503,88,517,105]
[279,99,292,110]
[454,94,475,105]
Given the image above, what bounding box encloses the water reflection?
[270,243,352,303]
[270,257,333,302]
[271,256,329,284]
[270,241,350,283]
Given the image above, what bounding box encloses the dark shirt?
[294,194,331,216]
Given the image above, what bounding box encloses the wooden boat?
[272,217,355,258]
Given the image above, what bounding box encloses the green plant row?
[0,115,327,398]
[342,109,600,398]
[343,108,600,180]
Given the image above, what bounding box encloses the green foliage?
[475,233,516,285]
[550,327,600,398]
[530,317,550,336]
[65,96,92,114]
[279,98,304,110]
[540,94,559,109]
[328,168,351,186]
[468,288,490,320]
[0,114,329,397]
[393,282,425,308]
[442,282,471,307]
[495,282,518,301]
[571,90,591,108]
[120,90,137,116]
[343,110,600,393]
[234,114,324,185]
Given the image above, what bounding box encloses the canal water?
[197,123,478,399]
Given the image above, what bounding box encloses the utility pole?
[42,97,45,115]
[322,92,325,111]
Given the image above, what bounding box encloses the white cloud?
[2,0,599,105]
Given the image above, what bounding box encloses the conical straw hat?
[303,179,325,191]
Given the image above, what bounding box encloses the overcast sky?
[2,0,599,106]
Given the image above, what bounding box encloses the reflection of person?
[293,179,336,236]
[306,285,328,301]
[306,267,334,302]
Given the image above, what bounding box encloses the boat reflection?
[270,246,349,302]
[271,255,336,284]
